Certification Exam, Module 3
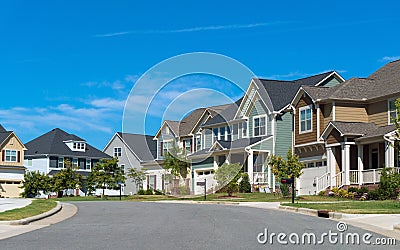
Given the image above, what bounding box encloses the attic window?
[73,142,86,150]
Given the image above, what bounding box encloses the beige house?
[291,60,400,195]
[0,125,26,198]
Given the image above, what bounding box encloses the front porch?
[318,140,400,191]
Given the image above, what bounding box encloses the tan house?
[0,125,26,197]
[291,60,400,195]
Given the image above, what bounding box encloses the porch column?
[357,145,364,185]
[342,144,351,186]
[247,150,254,185]
[326,147,336,187]
[385,141,394,168]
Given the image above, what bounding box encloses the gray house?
[103,132,157,195]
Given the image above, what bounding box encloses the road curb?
[394,224,400,231]
[0,201,62,225]
[279,205,344,219]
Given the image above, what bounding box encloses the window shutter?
[17,151,21,162]
[154,175,157,190]
[183,140,186,150]
[162,174,165,191]
[160,142,164,156]
[2,150,4,161]
[190,139,193,152]
[147,175,150,189]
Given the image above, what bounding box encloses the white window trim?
[114,147,122,157]
[388,98,399,125]
[252,115,267,137]
[299,105,313,134]
[5,149,17,162]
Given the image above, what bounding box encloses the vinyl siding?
[275,112,292,158]
[248,98,271,138]
[251,139,273,151]
[335,103,368,122]
[295,96,317,145]
[1,134,24,167]
[368,100,388,126]
[191,157,214,170]
[327,129,343,145]
[321,76,341,87]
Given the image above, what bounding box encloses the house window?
[5,150,17,162]
[184,139,191,153]
[226,126,232,141]
[196,135,201,151]
[85,159,91,170]
[58,157,64,168]
[253,115,267,137]
[72,158,78,167]
[213,128,218,143]
[389,99,399,124]
[242,121,248,137]
[73,143,77,149]
[219,127,225,140]
[300,106,312,133]
[114,147,122,157]
[163,141,172,156]
[253,154,264,172]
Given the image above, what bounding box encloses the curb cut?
[279,205,342,219]
[394,224,400,231]
[0,201,62,225]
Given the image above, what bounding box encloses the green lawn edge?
[281,200,400,214]
[0,199,57,221]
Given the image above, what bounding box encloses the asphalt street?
[0,202,398,249]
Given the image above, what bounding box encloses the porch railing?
[349,170,359,185]
[316,172,330,192]
[252,172,269,185]
[333,171,344,188]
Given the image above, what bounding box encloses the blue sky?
[0,1,399,149]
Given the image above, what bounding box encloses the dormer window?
[65,140,86,152]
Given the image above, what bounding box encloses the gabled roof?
[179,108,207,137]
[0,125,6,133]
[115,132,157,162]
[203,98,243,127]
[297,60,400,103]
[294,71,336,86]
[154,120,180,139]
[321,121,397,141]
[25,128,111,158]
[0,124,26,149]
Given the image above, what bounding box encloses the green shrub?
[331,187,340,196]
[318,190,325,196]
[347,187,358,193]
[145,188,154,195]
[280,184,290,197]
[338,189,348,198]
[359,186,369,195]
[377,168,400,199]
[367,189,381,200]
[137,189,145,195]
[239,173,251,193]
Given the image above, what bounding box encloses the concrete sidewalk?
[0,202,77,240]
[0,198,32,213]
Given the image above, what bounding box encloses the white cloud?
[90,98,126,109]
[94,22,285,37]
[380,56,400,62]
[81,80,126,91]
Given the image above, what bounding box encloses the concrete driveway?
[0,198,31,213]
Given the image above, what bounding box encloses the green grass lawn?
[55,192,347,203]
[282,200,400,214]
[0,199,57,221]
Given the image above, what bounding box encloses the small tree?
[269,149,305,197]
[21,171,51,198]
[127,167,147,193]
[239,173,251,193]
[214,163,242,196]
[52,160,83,198]
[87,158,125,197]
[269,150,305,180]
[163,143,190,179]
[377,168,400,199]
